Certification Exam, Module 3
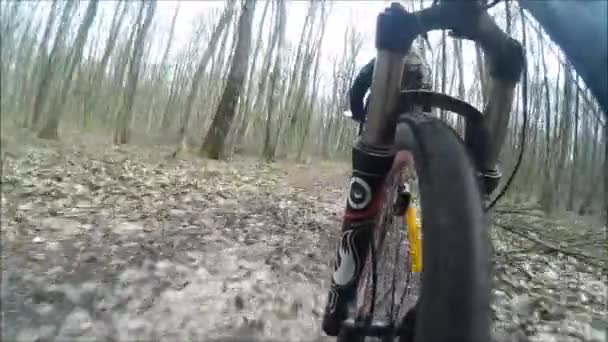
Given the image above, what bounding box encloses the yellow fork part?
[406,205,422,273]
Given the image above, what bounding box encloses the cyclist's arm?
[349,59,375,123]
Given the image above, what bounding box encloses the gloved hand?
[432,0,487,42]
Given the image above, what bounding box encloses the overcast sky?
[30,0,563,99]
[156,0,387,64]
[151,0,561,90]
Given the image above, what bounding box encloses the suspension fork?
[335,3,418,291]
[343,3,416,223]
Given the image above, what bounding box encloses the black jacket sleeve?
[349,58,375,123]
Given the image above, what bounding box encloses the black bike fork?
[329,142,394,310]
[330,2,419,332]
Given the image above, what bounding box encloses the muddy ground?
[1,133,606,342]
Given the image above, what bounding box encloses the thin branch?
[495,223,608,272]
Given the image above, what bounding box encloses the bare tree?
[112,4,143,95]
[201,0,257,159]
[475,44,488,105]
[240,0,279,147]
[7,1,42,120]
[144,3,180,132]
[440,30,447,120]
[262,0,287,161]
[539,28,554,211]
[567,75,580,210]
[271,1,318,157]
[553,63,573,209]
[297,1,328,159]
[604,120,608,227]
[579,116,602,215]
[0,1,25,111]
[83,1,128,127]
[113,0,156,144]
[174,1,236,153]
[38,0,99,139]
[454,39,465,134]
[30,0,77,128]
[160,55,185,132]
[227,0,271,156]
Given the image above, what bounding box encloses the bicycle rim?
[353,151,420,341]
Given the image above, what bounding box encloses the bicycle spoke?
[395,266,413,318]
[370,233,378,319]
[389,224,403,320]
[346,156,422,340]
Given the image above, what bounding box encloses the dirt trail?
[1,139,348,341]
[1,137,606,341]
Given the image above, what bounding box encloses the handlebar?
[404,1,523,83]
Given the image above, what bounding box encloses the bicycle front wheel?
[395,111,491,342]
[337,111,490,342]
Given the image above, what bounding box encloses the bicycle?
[324,1,524,341]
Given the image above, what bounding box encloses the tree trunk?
[3,2,39,114]
[0,1,25,116]
[553,63,573,209]
[540,34,554,211]
[567,76,580,211]
[579,116,601,215]
[200,0,257,159]
[38,0,99,139]
[11,2,42,119]
[145,3,180,132]
[113,4,142,89]
[298,49,325,160]
[270,1,318,158]
[454,39,465,135]
[160,4,180,74]
[322,57,340,158]
[440,30,447,120]
[262,0,285,161]
[553,63,561,141]
[297,2,328,159]
[475,44,488,106]
[242,0,278,144]
[30,0,77,128]
[113,0,156,144]
[220,15,241,83]
[175,1,235,152]
[603,122,608,227]
[97,2,128,81]
[160,59,186,133]
[227,0,271,156]
[279,1,315,115]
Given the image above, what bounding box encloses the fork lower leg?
[323,141,395,336]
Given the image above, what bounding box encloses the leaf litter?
[1,138,606,342]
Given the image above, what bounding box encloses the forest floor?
[1,130,607,342]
